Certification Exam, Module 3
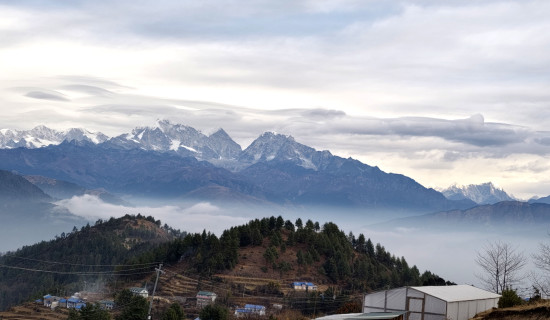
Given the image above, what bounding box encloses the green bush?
[199,304,229,320]
[498,288,523,308]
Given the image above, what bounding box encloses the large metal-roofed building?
[363,285,501,320]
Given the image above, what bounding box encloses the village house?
[129,286,149,298]
[196,291,217,308]
[43,294,62,308]
[59,298,68,308]
[99,300,115,310]
[235,304,266,317]
[291,281,318,291]
[67,297,86,309]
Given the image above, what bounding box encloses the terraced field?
[0,302,69,320]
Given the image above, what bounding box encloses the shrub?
[199,304,229,320]
[498,288,523,308]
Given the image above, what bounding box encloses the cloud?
[54,195,249,235]
[24,90,69,101]
[62,85,116,96]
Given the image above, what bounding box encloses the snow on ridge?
[170,139,181,151]
[182,145,198,153]
[137,130,145,140]
[441,182,515,204]
[86,133,101,144]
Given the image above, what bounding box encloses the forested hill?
[0,214,184,311]
[0,215,452,314]
[146,217,453,292]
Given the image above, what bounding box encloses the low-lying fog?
[5,195,546,296]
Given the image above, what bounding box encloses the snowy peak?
[65,128,108,144]
[241,132,302,162]
[441,182,515,204]
[209,128,230,140]
[0,126,107,149]
[206,128,242,160]
[240,132,331,170]
[108,120,242,161]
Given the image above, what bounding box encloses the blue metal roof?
[244,304,265,310]
[293,281,317,286]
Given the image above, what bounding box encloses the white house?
[363,285,501,320]
[196,291,217,308]
[130,286,149,298]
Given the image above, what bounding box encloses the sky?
[1,0,550,199]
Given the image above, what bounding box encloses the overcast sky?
[1,0,550,199]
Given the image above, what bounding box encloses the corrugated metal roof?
[316,312,407,320]
[346,312,408,319]
[410,285,500,302]
[316,313,363,319]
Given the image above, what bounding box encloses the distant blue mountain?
[0,122,475,212]
[0,170,88,251]
[372,201,550,232]
[23,175,130,205]
[529,195,550,205]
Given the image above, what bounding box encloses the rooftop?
[410,285,501,302]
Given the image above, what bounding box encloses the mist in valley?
[3,194,539,297]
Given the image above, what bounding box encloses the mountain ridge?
[372,200,550,232]
[440,182,515,204]
[0,170,89,252]
[0,121,475,212]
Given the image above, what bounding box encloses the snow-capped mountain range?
[0,125,108,149]
[440,182,516,205]
[0,120,336,172]
[0,121,523,207]
[0,120,476,212]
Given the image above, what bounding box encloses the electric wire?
[0,263,156,276]
[2,254,161,267]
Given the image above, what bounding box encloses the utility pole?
[148,264,164,320]
[313,292,317,318]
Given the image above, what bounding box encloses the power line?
[2,254,161,267]
[0,263,156,276]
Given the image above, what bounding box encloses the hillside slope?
[0,215,450,317]
[0,214,180,311]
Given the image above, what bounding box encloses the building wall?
[363,288,451,320]
[447,298,498,320]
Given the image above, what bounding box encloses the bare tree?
[531,239,550,296]
[533,241,550,273]
[475,241,526,294]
